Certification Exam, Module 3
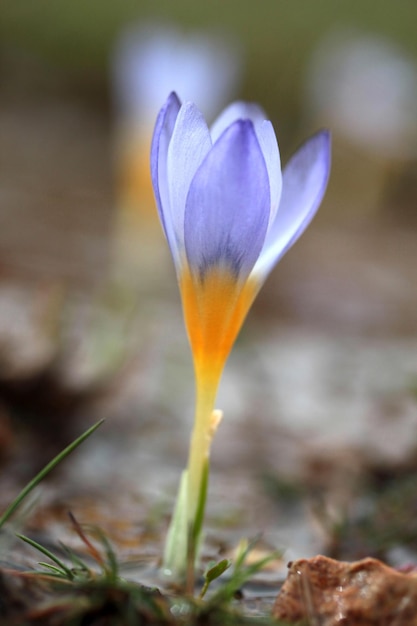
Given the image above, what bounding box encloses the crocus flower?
[151,92,331,584]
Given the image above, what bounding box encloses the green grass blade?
[38,562,69,577]
[97,529,119,581]
[59,541,91,574]
[0,419,104,529]
[16,533,74,579]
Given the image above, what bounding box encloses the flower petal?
[166,102,212,259]
[211,104,282,227]
[151,92,181,257]
[255,120,282,227]
[210,101,267,143]
[252,130,331,281]
[184,120,270,280]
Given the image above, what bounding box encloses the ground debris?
[0,568,173,626]
[0,568,50,624]
[273,554,417,625]
[0,566,277,626]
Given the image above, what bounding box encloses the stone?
[273,554,417,625]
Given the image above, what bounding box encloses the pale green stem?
[185,365,222,591]
[186,383,216,516]
[162,365,222,589]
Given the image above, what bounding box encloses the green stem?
[186,386,216,522]
[184,368,221,593]
[162,365,223,588]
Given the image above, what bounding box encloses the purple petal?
[184,120,270,280]
[210,101,267,143]
[166,102,212,254]
[255,120,282,226]
[252,130,331,281]
[211,104,282,226]
[150,92,181,257]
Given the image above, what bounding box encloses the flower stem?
[184,366,221,592]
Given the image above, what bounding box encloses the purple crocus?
[151,91,330,583]
[152,92,330,310]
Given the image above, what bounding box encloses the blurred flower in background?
[305,29,417,219]
[110,22,243,284]
[307,30,417,158]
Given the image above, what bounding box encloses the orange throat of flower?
[179,263,259,385]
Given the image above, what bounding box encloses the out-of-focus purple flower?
[306,30,417,159]
[113,23,242,128]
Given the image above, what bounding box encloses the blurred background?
[1,0,417,571]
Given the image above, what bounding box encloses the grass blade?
[38,562,69,577]
[16,533,74,579]
[0,419,104,529]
